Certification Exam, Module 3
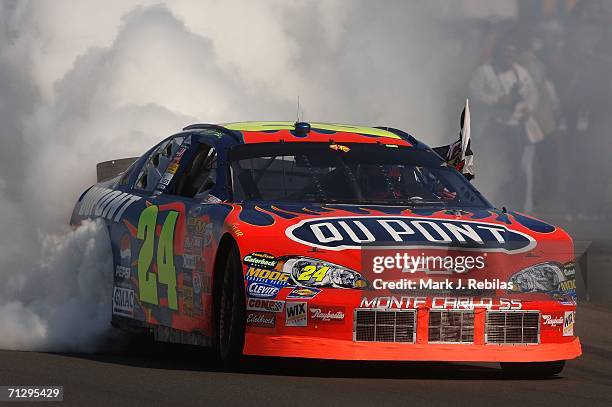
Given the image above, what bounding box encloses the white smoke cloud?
[0,0,465,351]
[0,219,113,351]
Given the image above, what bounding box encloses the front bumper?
[244,333,581,362]
[242,288,582,362]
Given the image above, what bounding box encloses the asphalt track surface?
[1,302,611,407]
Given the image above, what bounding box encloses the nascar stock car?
[71,109,580,376]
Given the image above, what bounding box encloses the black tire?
[125,331,156,356]
[500,360,566,378]
[217,246,246,367]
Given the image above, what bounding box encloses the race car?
[71,115,581,376]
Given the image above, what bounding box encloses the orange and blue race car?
[71,117,581,376]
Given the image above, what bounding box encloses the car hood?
[227,203,573,269]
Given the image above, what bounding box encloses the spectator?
[469,41,541,212]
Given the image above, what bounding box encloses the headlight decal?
[281,256,368,289]
[508,261,577,300]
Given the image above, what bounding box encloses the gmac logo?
[286,216,536,253]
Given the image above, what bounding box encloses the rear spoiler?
[433,99,474,181]
[96,157,138,182]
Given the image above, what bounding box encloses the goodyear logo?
[245,267,290,287]
[285,216,536,253]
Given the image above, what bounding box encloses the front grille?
[486,311,540,344]
[354,309,416,343]
[428,310,474,343]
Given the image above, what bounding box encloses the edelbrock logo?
[247,282,280,299]
[285,216,536,253]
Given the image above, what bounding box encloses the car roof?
[223,121,413,146]
[182,121,428,148]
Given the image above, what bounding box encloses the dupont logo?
[286,216,536,253]
[247,282,280,299]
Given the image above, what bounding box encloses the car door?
[112,135,196,334]
[148,137,221,338]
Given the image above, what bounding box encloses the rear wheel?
[500,361,566,378]
[217,246,246,367]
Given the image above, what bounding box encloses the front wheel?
[217,246,246,367]
[500,360,566,378]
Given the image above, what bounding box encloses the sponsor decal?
[193,272,203,294]
[243,252,278,269]
[183,286,194,317]
[184,236,204,251]
[203,223,213,246]
[247,298,285,313]
[183,287,194,303]
[188,217,208,237]
[562,262,576,277]
[159,172,173,186]
[156,145,188,191]
[285,302,307,327]
[542,314,564,327]
[245,267,290,287]
[120,234,131,263]
[115,265,130,280]
[166,163,179,174]
[329,143,350,152]
[184,287,194,317]
[247,282,280,299]
[78,187,141,222]
[246,312,276,328]
[286,287,321,299]
[201,272,212,294]
[286,216,536,253]
[559,279,576,292]
[183,270,193,285]
[183,254,197,270]
[563,311,575,336]
[113,287,135,317]
[231,223,244,237]
[309,307,345,323]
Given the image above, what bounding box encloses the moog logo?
[286,216,536,253]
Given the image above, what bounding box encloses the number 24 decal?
[137,205,178,310]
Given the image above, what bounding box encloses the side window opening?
[174,143,217,198]
[134,136,184,192]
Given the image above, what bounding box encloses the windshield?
[228,142,491,208]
